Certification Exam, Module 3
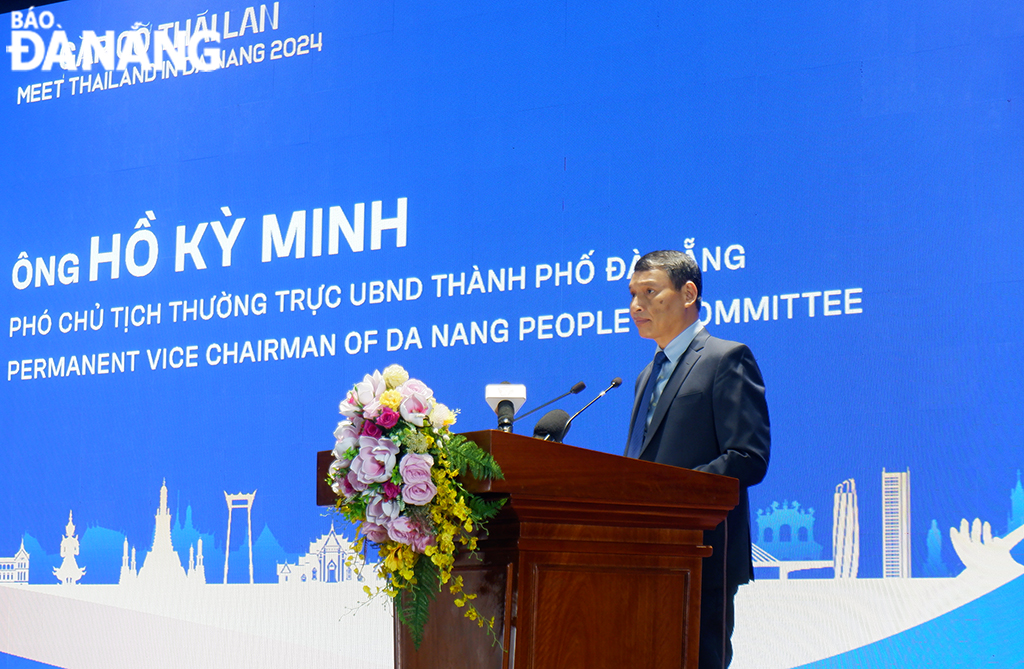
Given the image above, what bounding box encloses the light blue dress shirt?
[644,319,704,430]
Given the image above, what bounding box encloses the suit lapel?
[639,329,708,459]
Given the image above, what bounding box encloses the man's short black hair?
[634,250,702,313]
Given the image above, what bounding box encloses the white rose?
[382,364,410,389]
[429,403,455,429]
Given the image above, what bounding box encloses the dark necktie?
[626,351,668,458]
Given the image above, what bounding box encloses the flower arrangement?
[327,364,505,647]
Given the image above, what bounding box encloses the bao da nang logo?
[7,7,225,73]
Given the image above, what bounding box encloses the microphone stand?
[560,378,622,437]
[513,382,586,424]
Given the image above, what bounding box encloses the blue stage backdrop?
[2,1,1022,667]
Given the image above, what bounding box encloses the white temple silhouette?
[53,510,85,584]
[119,479,205,586]
[277,523,361,584]
[1,538,30,584]
[119,538,137,583]
[187,538,207,584]
[137,479,187,583]
[120,480,206,586]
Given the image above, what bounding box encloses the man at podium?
[625,249,771,669]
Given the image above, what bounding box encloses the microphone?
[513,381,586,423]
[485,383,527,433]
[559,378,622,440]
[497,401,515,432]
[533,409,571,442]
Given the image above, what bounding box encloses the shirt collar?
[659,319,703,363]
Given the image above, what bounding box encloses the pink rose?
[383,481,400,500]
[399,453,434,485]
[386,516,419,546]
[402,480,437,506]
[387,517,436,552]
[376,406,400,429]
[360,521,390,544]
[410,529,436,553]
[398,378,433,400]
[361,420,382,438]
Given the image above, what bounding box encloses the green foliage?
[466,494,507,523]
[337,492,368,522]
[396,555,441,649]
[446,435,505,481]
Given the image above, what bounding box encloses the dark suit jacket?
[626,327,770,589]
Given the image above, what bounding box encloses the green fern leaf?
[447,435,505,480]
[466,495,507,522]
[397,555,442,649]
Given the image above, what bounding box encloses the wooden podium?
[315,430,738,669]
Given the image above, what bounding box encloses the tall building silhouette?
[882,468,911,579]
[832,479,859,578]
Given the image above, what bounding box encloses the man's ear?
[683,281,699,309]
